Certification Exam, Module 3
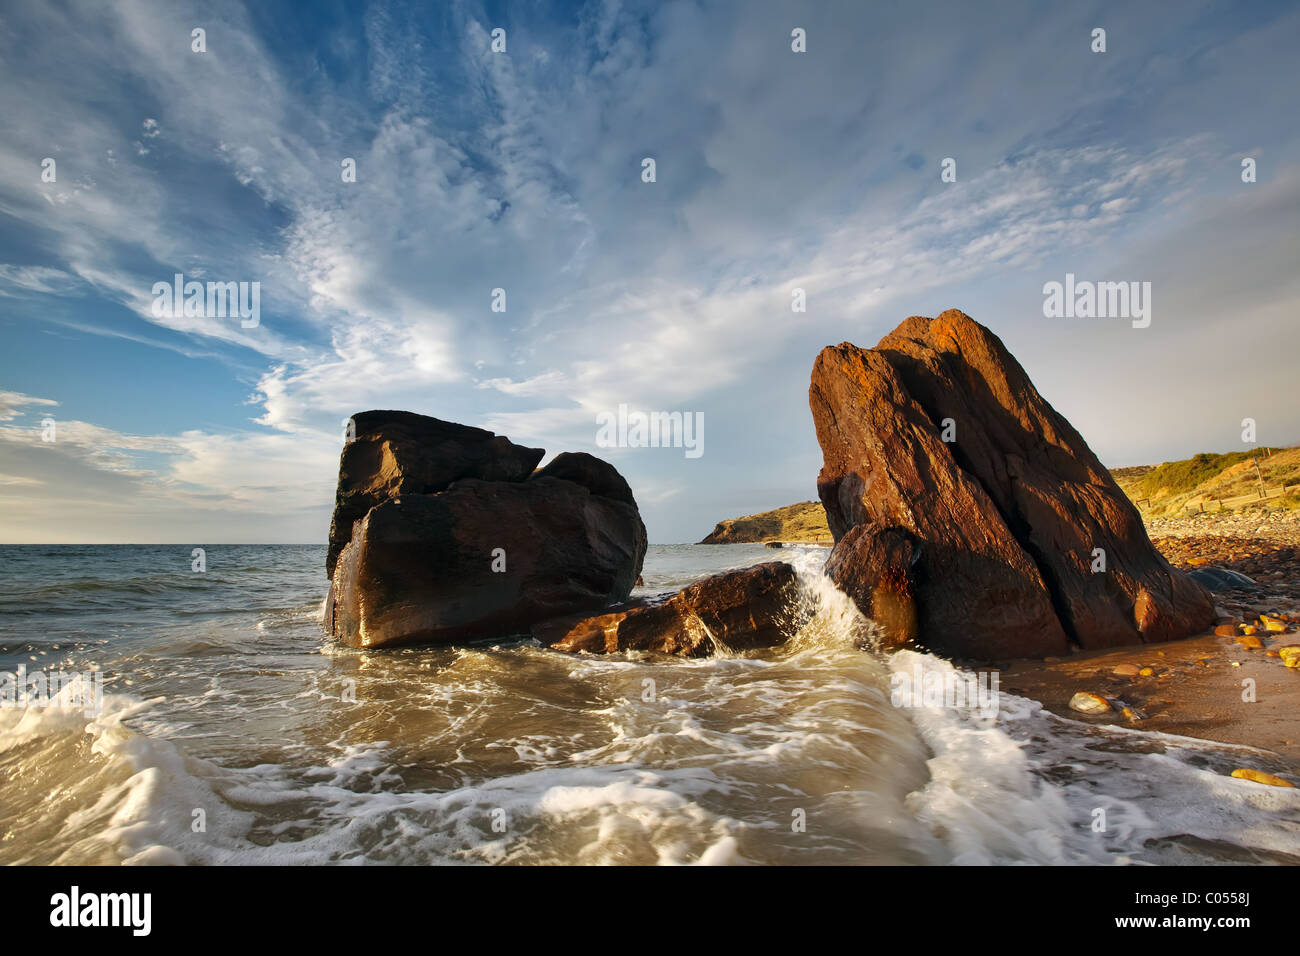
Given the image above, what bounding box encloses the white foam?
[4,543,1296,866]
[888,650,1300,864]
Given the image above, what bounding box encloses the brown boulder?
[326,476,646,649]
[823,524,920,650]
[809,309,1214,659]
[326,410,543,577]
[536,562,802,657]
[529,451,637,506]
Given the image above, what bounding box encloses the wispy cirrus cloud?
[0,0,1297,542]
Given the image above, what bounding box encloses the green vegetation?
[1111,446,1300,517]
[700,501,832,544]
[1133,450,1275,499]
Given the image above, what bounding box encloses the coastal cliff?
[698,501,831,544]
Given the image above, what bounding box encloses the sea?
[1,543,1297,865]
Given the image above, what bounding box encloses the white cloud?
[1,0,1297,542]
[0,389,59,421]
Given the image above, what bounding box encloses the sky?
[0,0,1297,544]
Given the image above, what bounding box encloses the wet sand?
[997,511,1300,771]
[1001,631,1300,767]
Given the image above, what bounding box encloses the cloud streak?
[0,0,1297,542]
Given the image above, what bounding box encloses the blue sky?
[1,0,1297,543]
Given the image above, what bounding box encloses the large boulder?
[326,410,544,577]
[535,562,802,657]
[810,310,1215,659]
[322,411,646,649]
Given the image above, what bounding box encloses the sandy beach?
[1000,510,1300,771]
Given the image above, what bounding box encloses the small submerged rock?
[1068,691,1112,715]
[1112,663,1141,677]
[1230,768,1295,788]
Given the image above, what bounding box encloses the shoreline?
[702,513,1300,771]
[1000,631,1300,769]
[999,511,1300,772]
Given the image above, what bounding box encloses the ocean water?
[1,543,1297,866]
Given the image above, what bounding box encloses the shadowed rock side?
[824,524,920,650]
[326,410,544,578]
[536,562,803,657]
[810,309,1215,659]
[323,411,646,649]
[531,450,637,506]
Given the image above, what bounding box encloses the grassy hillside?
[699,501,832,544]
[1111,446,1300,517]
[700,449,1299,542]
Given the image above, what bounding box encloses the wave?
[1,545,1296,865]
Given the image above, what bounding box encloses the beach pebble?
[1261,614,1289,633]
[1068,691,1112,714]
[1230,768,1295,788]
[1139,666,1155,676]
[1278,645,1300,664]
[1235,635,1263,650]
[1214,624,1240,637]
[1241,624,1259,636]
[1112,663,1141,677]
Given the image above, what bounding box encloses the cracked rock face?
[535,561,802,657]
[323,411,646,649]
[809,309,1215,659]
[326,410,545,579]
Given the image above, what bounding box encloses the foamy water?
[1,544,1296,865]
